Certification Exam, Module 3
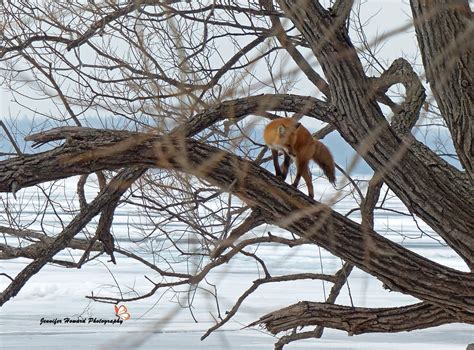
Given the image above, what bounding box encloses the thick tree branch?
[372,58,426,136]
[2,92,473,270]
[96,199,119,264]
[251,301,474,335]
[177,93,334,137]
[0,226,103,260]
[0,127,472,314]
[331,0,354,28]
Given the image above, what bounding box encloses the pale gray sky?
[1,1,418,119]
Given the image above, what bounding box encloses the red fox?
[263,117,336,198]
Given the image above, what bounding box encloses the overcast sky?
[0,1,420,119]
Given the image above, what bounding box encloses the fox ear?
[277,125,286,136]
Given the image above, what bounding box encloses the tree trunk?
[410,0,473,181]
[276,0,474,270]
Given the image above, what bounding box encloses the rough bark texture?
[251,301,474,335]
[0,127,473,316]
[276,0,474,270]
[410,0,473,181]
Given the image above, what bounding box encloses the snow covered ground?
[1,177,473,349]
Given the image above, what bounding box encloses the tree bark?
[0,127,472,315]
[410,0,473,181]
[276,0,474,270]
[251,301,474,335]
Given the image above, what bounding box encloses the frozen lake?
[0,176,472,349]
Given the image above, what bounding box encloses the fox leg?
[271,149,284,178]
[280,153,291,180]
[302,167,314,198]
[292,159,308,190]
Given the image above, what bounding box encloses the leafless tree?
[0,0,472,348]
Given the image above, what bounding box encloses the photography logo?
[114,304,131,321]
[40,304,130,325]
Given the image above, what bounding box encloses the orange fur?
[263,118,336,198]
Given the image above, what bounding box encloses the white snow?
[1,176,472,349]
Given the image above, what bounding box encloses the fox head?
[278,121,300,139]
[275,122,301,156]
[264,118,303,156]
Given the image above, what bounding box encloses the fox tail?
[313,140,336,185]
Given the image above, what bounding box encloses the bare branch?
[0,167,145,306]
[210,209,264,258]
[259,0,330,96]
[202,272,336,340]
[0,121,22,155]
[251,301,474,335]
